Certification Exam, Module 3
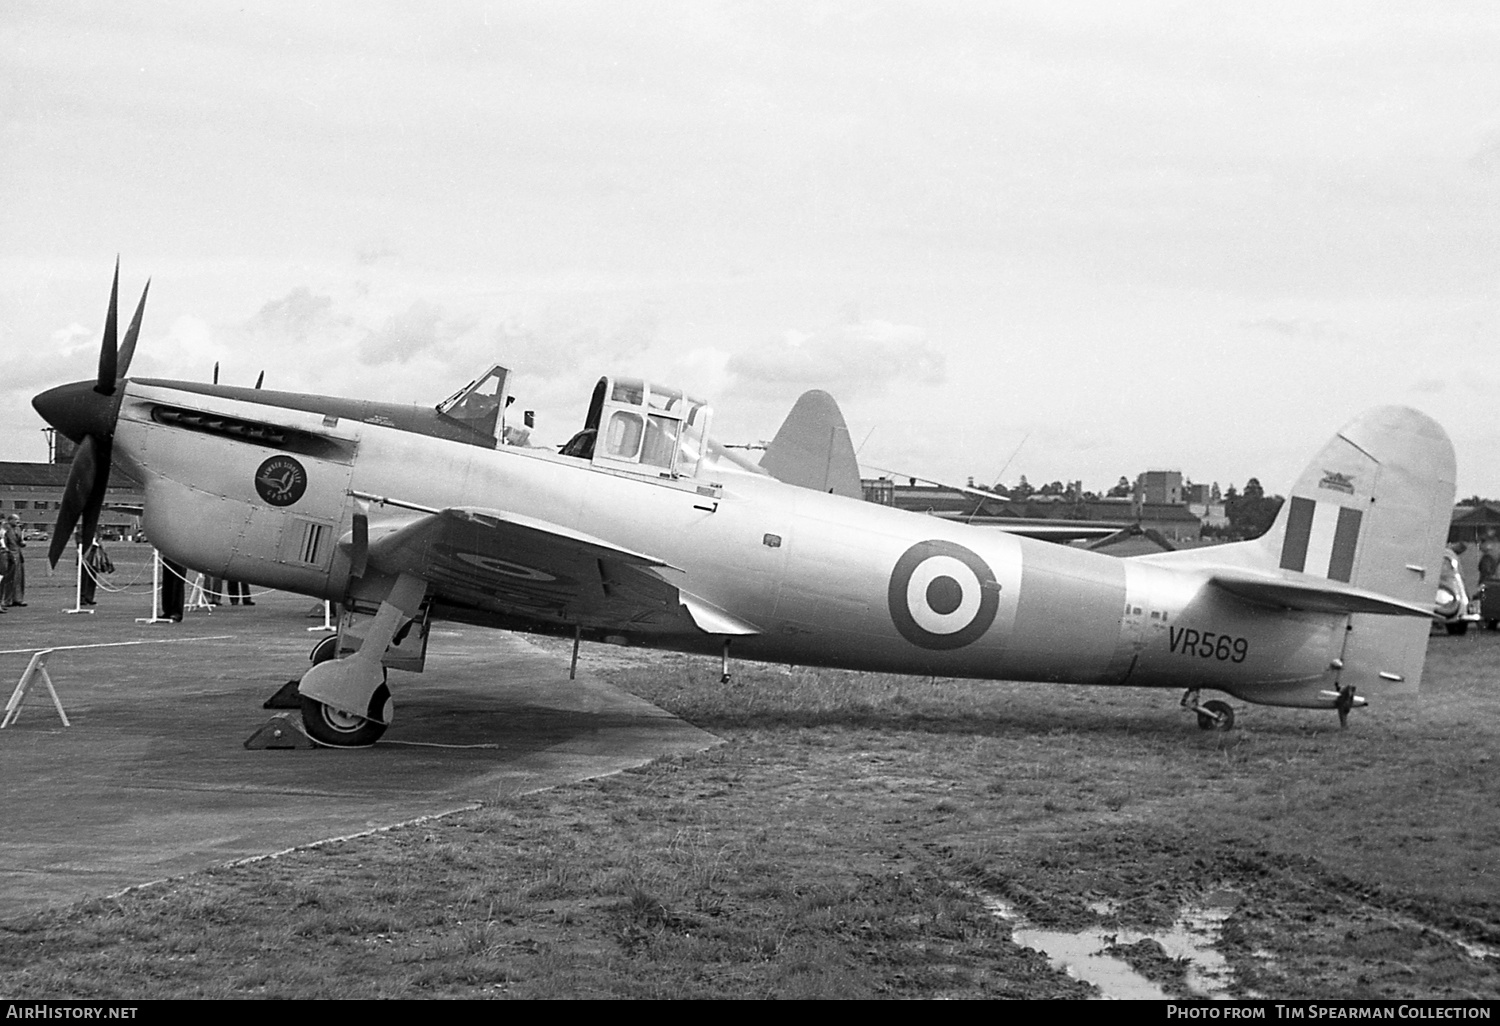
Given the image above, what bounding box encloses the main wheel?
[1446,620,1470,636]
[1196,699,1235,732]
[309,635,338,664]
[299,694,388,748]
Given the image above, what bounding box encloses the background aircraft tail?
[759,389,863,499]
[1147,406,1456,697]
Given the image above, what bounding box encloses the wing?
[1203,566,1434,619]
[359,504,759,636]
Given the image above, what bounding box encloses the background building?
[0,438,144,542]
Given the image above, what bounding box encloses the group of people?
[0,521,257,617]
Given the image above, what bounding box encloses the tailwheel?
[299,693,388,748]
[1195,698,1235,732]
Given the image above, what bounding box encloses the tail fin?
[1149,406,1455,696]
[759,389,863,499]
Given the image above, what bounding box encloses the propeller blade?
[255,370,264,389]
[78,434,113,558]
[213,361,219,385]
[116,280,150,381]
[95,259,120,395]
[49,435,98,567]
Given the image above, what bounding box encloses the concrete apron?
[0,605,716,920]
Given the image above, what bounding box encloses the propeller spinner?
[31,260,150,567]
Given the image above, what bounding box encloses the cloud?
[492,305,661,380]
[51,323,96,358]
[1241,317,1342,340]
[725,319,944,399]
[247,287,339,343]
[1470,132,1500,178]
[359,300,477,366]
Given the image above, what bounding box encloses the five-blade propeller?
[33,259,150,567]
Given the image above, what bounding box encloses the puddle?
[972,884,1499,998]
[973,889,1240,1000]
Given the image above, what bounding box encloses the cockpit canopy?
[562,376,713,480]
[435,364,511,444]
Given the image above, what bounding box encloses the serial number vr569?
[1168,626,1248,663]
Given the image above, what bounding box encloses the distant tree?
[1224,477,1282,540]
[1039,480,1065,496]
[1106,476,1132,498]
[1011,475,1035,499]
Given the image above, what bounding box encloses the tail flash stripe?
[1328,506,1363,583]
[1280,496,1316,572]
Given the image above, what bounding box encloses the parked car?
[1434,548,1480,635]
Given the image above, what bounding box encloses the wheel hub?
[319,704,368,733]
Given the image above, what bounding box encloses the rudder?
[1230,407,1453,695]
[1144,406,1454,698]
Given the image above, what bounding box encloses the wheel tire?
[1196,699,1235,732]
[1446,621,1470,636]
[299,693,388,748]
[309,635,338,664]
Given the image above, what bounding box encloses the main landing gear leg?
[297,573,425,748]
[721,639,732,685]
[1334,685,1356,730]
[1182,688,1236,732]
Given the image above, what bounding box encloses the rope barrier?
[68,548,284,616]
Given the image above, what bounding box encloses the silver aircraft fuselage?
[119,377,1342,704]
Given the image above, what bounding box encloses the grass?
[0,566,1497,997]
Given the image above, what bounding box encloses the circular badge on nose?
[255,455,308,507]
[887,539,1000,649]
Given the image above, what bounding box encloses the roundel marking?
[254,455,308,507]
[888,539,1000,650]
[453,551,560,583]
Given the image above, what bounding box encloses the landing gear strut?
[1334,685,1356,729]
[297,573,424,748]
[1182,689,1235,731]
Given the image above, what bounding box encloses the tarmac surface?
[0,549,718,919]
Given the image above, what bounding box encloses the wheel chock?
[244,713,317,750]
[263,679,303,710]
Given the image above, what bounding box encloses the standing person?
[0,521,9,615]
[81,540,113,606]
[159,556,186,622]
[225,579,253,606]
[2,514,24,607]
[1479,535,1499,584]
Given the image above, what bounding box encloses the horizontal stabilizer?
[982,521,1121,542]
[1206,567,1434,619]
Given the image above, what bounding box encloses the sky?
[4,2,1499,499]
